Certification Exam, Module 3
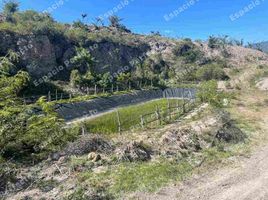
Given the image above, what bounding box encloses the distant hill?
[252,41,268,53]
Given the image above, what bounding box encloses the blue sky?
[13,0,268,42]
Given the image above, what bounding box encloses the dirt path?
[136,144,268,200]
[135,90,268,200]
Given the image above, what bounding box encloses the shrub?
[70,69,83,87]
[2,0,19,23]
[208,36,225,49]
[65,28,89,44]
[195,64,229,81]
[0,97,79,162]
[197,80,230,107]
[173,40,203,63]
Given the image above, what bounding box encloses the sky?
[11,0,268,43]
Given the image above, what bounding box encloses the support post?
[48,91,51,102]
[155,106,160,125]
[140,115,145,128]
[116,110,121,134]
[94,84,97,95]
[23,95,26,105]
[176,99,180,112]
[81,124,86,136]
[167,99,171,120]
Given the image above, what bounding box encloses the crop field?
[84,98,192,134]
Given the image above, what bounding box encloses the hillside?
[1,10,267,98]
[1,3,268,200]
[252,41,268,53]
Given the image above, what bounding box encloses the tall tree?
[108,15,122,28]
[71,47,94,74]
[2,0,19,22]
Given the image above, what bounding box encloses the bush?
[195,64,229,81]
[70,69,83,87]
[197,80,230,107]
[0,97,79,162]
[173,40,203,63]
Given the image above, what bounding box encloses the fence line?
[117,99,196,133]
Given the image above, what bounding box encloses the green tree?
[82,71,95,87]
[71,47,94,74]
[0,51,28,108]
[0,96,78,161]
[117,72,131,89]
[0,50,19,76]
[0,70,29,109]
[2,0,19,22]
[109,15,122,28]
[143,59,157,87]
[108,15,130,32]
[70,69,83,87]
[98,72,111,92]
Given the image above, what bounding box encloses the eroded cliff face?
[0,30,151,79]
[0,31,58,78]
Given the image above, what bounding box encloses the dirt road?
[137,118,268,200]
[135,144,268,200]
[135,90,268,200]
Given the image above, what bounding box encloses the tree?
[143,58,157,87]
[208,36,222,49]
[2,0,19,22]
[0,95,78,161]
[98,72,111,92]
[0,50,19,76]
[95,17,104,26]
[0,71,29,108]
[133,62,145,88]
[3,0,19,14]
[108,15,130,32]
[70,69,83,87]
[71,47,94,74]
[109,15,122,28]
[82,71,95,86]
[117,72,131,89]
[81,13,87,22]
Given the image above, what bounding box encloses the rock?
[88,152,101,162]
[93,154,102,162]
[256,78,268,90]
[115,141,151,162]
[50,152,61,161]
[216,121,246,144]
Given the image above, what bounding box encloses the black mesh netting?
[55,88,196,121]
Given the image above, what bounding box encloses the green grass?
[249,68,268,87]
[84,99,183,134]
[79,160,193,196]
[77,147,235,198]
